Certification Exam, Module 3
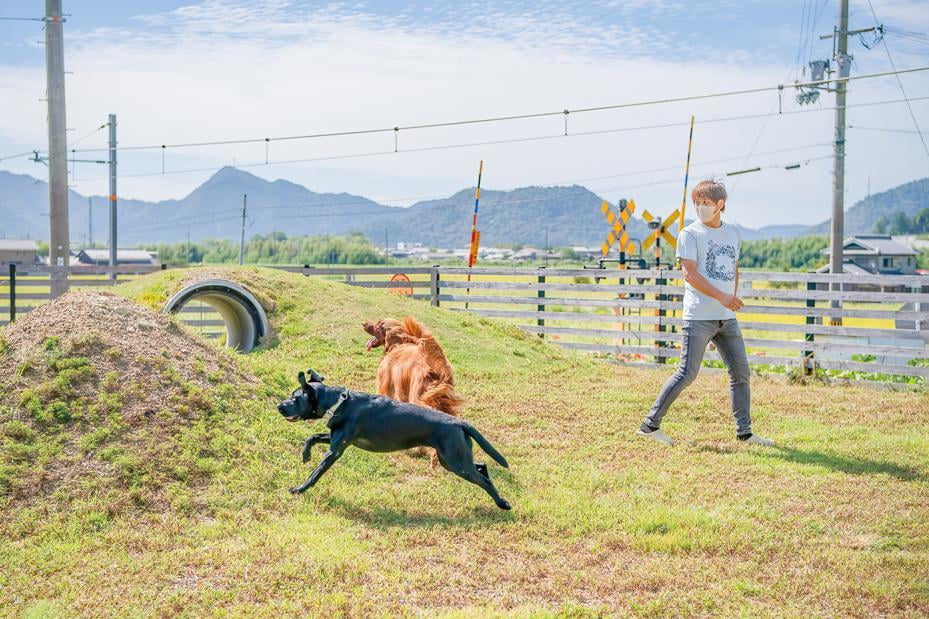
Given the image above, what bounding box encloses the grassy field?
[1,267,928,616]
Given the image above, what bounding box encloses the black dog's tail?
[462,424,509,468]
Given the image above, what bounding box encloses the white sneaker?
[637,428,675,446]
[744,434,775,447]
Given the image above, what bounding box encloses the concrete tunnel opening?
[163,279,270,353]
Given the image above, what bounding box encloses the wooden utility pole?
[45,0,70,296]
[829,0,850,278]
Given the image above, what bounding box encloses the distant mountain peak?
[203,166,263,184]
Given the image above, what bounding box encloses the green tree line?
[739,236,829,271]
[874,209,929,235]
[145,233,385,266]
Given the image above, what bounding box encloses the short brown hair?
[691,179,727,206]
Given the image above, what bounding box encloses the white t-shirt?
[676,220,741,320]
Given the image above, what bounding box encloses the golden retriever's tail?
[419,383,465,417]
[403,316,428,339]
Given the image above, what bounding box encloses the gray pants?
[644,319,752,435]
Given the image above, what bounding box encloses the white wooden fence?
[3,264,927,380]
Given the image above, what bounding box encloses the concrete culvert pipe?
[163,279,270,353]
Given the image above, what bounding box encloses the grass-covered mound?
[2,267,928,616]
[0,292,253,532]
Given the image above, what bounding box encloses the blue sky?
[1,0,927,228]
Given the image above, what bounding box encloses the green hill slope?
[2,267,927,616]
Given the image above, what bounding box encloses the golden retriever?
[362,317,464,464]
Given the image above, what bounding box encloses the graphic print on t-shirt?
[705,240,736,281]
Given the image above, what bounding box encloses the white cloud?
[0,0,926,229]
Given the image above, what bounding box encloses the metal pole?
[87,196,92,247]
[9,264,16,323]
[679,114,695,225]
[464,160,483,310]
[108,113,117,280]
[829,0,849,325]
[537,267,546,338]
[45,0,70,296]
[239,194,247,265]
[804,279,816,375]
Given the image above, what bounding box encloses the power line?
[69,124,107,147]
[849,125,926,135]
[62,66,929,155]
[61,94,925,186]
[866,2,929,160]
[117,153,831,235]
[214,142,829,215]
[0,150,40,162]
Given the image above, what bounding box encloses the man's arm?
[680,258,744,311]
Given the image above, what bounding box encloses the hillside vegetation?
[1,267,927,616]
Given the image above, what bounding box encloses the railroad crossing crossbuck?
[600,199,638,258]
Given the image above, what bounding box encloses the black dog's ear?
[298,371,308,388]
[307,369,325,383]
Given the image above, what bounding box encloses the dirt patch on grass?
[0,291,255,521]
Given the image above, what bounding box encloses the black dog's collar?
[323,390,349,427]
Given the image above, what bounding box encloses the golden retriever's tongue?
[366,337,377,350]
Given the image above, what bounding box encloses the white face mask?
[695,203,719,223]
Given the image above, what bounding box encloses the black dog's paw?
[302,444,313,463]
[497,498,512,510]
[288,486,304,495]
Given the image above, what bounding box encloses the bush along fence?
[2,264,927,383]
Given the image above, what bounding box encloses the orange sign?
[388,273,413,296]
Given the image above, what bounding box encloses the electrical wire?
[867,1,929,160]
[0,150,39,162]
[62,95,925,186]
[62,66,929,155]
[115,154,830,235]
[69,124,107,148]
[236,141,831,212]
[849,125,925,135]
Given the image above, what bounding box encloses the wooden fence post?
[537,267,546,338]
[655,269,666,365]
[803,279,815,375]
[8,264,15,323]
[430,266,440,307]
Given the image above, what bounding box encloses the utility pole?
[108,113,117,280]
[829,0,850,279]
[45,0,70,296]
[87,196,92,247]
[828,0,851,326]
[239,194,247,265]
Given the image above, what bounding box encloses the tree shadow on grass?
[323,495,516,529]
[696,444,925,481]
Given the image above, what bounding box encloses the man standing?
[637,179,774,447]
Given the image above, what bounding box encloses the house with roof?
[0,239,39,267]
[75,248,159,266]
[818,234,919,276]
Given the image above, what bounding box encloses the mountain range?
[0,167,926,248]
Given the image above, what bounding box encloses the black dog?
[277,369,512,510]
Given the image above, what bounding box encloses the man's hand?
[718,293,744,311]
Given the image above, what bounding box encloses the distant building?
[0,239,39,267]
[75,248,159,266]
[819,235,918,275]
